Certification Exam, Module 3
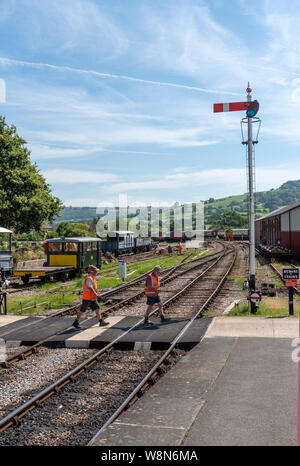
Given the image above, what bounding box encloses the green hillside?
[54,180,300,227]
[204,180,300,226]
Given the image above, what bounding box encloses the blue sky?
[0,0,300,207]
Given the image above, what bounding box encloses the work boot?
[144,317,153,325]
[99,319,109,327]
[160,315,170,323]
[72,319,81,329]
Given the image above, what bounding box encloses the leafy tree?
[0,116,62,232]
[56,221,92,237]
[212,211,248,229]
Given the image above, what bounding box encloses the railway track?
[44,246,227,318]
[0,247,226,369]
[0,246,236,443]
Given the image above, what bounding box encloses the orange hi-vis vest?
[82,274,98,301]
[145,273,160,297]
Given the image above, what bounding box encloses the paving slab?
[206,316,298,338]
[0,315,30,327]
[184,337,297,446]
[91,422,187,447]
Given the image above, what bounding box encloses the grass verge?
[228,296,300,317]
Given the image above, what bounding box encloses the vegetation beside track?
[228,296,300,317]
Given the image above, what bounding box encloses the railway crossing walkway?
[90,316,299,446]
[0,314,212,350]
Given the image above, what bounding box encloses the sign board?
[285,280,298,288]
[250,292,261,303]
[213,101,249,113]
[118,260,127,279]
[282,268,299,280]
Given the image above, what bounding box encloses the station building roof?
[0,227,12,233]
[256,201,300,221]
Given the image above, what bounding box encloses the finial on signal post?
[246,82,252,101]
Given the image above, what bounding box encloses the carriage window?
[91,242,98,251]
[65,242,78,252]
[82,242,92,252]
[48,243,63,252]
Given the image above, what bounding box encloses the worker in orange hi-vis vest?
[72,265,108,329]
[178,241,183,255]
[144,265,169,325]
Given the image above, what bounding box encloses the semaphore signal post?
[214,83,261,314]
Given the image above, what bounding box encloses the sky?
[0,0,300,208]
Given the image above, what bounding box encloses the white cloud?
[29,144,103,160]
[24,123,218,149]
[0,78,6,103]
[105,166,300,196]
[0,57,241,96]
[42,169,119,184]
[10,0,128,59]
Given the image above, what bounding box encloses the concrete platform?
[90,316,299,446]
[0,314,212,350]
[206,316,299,338]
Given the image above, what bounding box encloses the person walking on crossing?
[72,265,108,329]
[144,265,167,325]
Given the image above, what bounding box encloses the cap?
[87,265,99,274]
[153,265,161,271]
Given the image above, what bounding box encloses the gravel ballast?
[0,349,184,446]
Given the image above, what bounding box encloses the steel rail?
[99,252,193,301]
[89,247,237,444]
[49,248,229,318]
[0,249,226,369]
[0,248,234,433]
